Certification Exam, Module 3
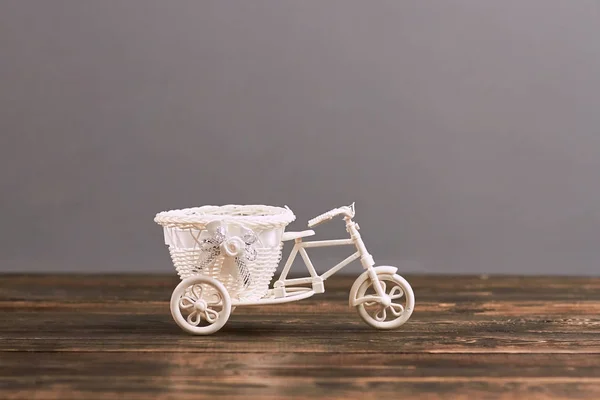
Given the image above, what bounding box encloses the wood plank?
[1,274,599,399]
[2,379,599,400]
[1,353,600,400]
[2,274,600,302]
[1,299,599,353]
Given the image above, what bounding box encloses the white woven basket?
[155,205,295,301]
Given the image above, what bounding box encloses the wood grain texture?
[1,274,599,399]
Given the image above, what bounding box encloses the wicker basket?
[155,205,295,301]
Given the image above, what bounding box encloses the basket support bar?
[279,276,314,286]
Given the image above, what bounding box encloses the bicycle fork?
[345,218,390,303]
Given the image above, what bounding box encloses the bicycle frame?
[274,217,385,298]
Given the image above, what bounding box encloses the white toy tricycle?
[155,204,414,334]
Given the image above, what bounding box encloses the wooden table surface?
[1,274,599,399]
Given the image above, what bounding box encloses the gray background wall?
[1,0,599,275]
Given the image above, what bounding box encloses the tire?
[170,276,232,335]
[351,273,414,330]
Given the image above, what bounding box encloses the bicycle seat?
[281,230,315,242]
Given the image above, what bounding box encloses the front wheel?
[350,272,414,330]
[170,276,232,335]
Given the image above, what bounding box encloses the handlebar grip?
[307,209,340,228]
[308,205,355,228]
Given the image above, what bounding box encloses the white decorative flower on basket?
[198,221,258,289]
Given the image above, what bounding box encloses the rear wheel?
[170,276,231,335]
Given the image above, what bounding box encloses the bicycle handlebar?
[307,204,355,228]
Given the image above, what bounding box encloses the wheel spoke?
[179,296,195,309]
[389,285,404,299]
[354,295,382,307]
[191,284,203,300]
[378,280,387,294]
[204,308,219,323]
[374,306,387,322]
[208,291,222,306]
[389,303,405,316]
[186,311,201,326]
